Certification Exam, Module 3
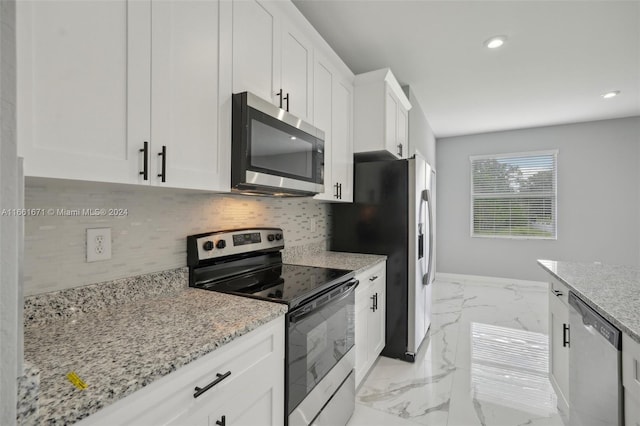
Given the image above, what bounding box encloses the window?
[470,150,557,239]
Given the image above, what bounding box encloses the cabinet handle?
[215,415,226,426]
[553,289,564,297]
[157,145,166,182]
[338,183,342,199]
[277,89,283,109]
[334,182,340,199]
[193,371,231,398]
[397,143,403,157]
[370,294,376,312]
[284,93,290,112]
[563,324,570,347]
[139,141,148,180]
[369,275,378,282]
[374,292,378,311]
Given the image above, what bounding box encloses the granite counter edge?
[537,259,640,344]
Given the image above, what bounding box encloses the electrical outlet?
[87,228,112,262]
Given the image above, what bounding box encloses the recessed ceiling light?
[602,90,620,99]
[484,35,507,49]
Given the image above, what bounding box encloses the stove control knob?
[275,233,283,241]
[267,234,275,242]
[203,241,214,251]
[216,240,226,249]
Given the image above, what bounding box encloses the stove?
[187,228,357,426]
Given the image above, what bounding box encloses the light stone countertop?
[21,269,287,425]
[538,259,640,343]
[286,251,387,275]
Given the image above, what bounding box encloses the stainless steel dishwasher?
[568,291,623,426]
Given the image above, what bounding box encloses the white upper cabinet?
[330,78,354,202]
[18,0,227,190]
[280,22,313,121]
[230,0,278,104]
[17,0,150,184]
[312,51,354,203]
[151,0,228,191]
[354,68,412,160]
[231,0,313,123]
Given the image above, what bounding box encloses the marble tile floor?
[347,278,564,426]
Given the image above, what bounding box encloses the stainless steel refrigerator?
[330,154,434,362]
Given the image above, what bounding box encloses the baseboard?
[434,272,547,288]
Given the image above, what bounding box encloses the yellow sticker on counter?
[67,372,88,390]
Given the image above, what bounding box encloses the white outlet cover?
[87,228,112,262]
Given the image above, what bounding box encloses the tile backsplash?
[24,179,330,295]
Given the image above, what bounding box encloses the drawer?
[355,262,385,305]
[549,277,569,307]
[622,333,640,401]
[78,316,285,425]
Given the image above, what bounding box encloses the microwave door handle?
[289,279,358,323]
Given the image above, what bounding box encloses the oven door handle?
[289,279,358,323]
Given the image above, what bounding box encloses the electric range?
[187,228,357,426]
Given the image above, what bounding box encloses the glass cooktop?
[195,263,353,309]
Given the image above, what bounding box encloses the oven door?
[287,279,357,416]
[232,92,325,196]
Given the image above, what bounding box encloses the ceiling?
[293,0,640,138]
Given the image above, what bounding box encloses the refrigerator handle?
[422,189,434,286]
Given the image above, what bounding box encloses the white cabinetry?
[354,262,386,387]
[17,0,228,191]
[77,316,284,426]
[548,278,570,418]
[354,68,411,160]
[17,0,148,184]
[312,53,354,203]
[622,333,640,426]
[151,0,228,191]
[231,0,313,122]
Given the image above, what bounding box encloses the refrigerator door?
[407,155,431,355]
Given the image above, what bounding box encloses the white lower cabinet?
[548,278,570,418]
[623,333,640,426]
[354,262,386,387]
[77,316,285,426]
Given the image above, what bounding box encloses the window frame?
[469,149,558,240]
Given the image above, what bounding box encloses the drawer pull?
[552,289,564,297]
[369,275,379,282]
[193,371,231,398]
[215,415,226,426]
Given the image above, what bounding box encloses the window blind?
[470,150,557,239]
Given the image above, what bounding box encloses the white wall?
[436,116,640,281]
[24,179,331,295]
[404,86,436,168]
[0,0,20,423]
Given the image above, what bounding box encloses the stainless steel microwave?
[231,92,325,196]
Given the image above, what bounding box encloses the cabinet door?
[397,106,408,159]
[216,375,282,426]
[312,56,334,201]
[384,88,400,159]
[625,392,640,426]
[332,79,354,202]
[17,0,150,184]
[368,276,386,357]
[549,290,570,415]
[354,293,369,387]
[231,0,279,105]
[280,22,313,122]
[151,0,228,191]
